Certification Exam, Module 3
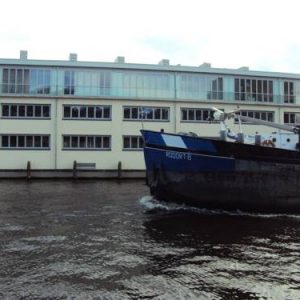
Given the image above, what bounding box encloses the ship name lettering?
[165,151,191,160]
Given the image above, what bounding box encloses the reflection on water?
[0,179,299,299]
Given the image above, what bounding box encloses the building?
[0,51,299,177]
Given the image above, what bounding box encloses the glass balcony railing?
[0,84,53,96]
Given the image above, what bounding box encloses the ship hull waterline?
[144,146,300,214]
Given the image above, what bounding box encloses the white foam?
[139,196,300,219]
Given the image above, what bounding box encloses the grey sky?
[1,0,300,73]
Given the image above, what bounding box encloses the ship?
[141,108,300,213]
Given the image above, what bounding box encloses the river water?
[0,179,299,300]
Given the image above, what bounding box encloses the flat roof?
[1,56,300,80]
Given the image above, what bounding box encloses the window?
[2,105,9,116]
[179,74,223,100]
[2,136,8,147]
[1,104,51,118]
[234,78,273,102]
[19,105,25,117]
[63,105,111,120]
[181,108,212,122]
[27,105,33,117]
[123,136,144,150]
[35,106,41,117]
[2,68,50,94]
[284,112,300,124]
[122,70,172,98]
[62,135,111,150]
[11,105,17,117]
[123,106,169,121]
[1,135,50,149]
[235,110,274,123]
[64,71,75,95]
[284,81,295,103]
[30,69,51,94]
[211,77,223,100]
[80,107,86,118]
[99,71,111,96]
[43,106,50,117]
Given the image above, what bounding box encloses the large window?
[123,71,171,98]
[181,108,212,122]
[63,105,111,119]
[123,135,144,150]
[284,81,295,103]
[235,110,274,123]
[62,135,111,150]
[123,106,169,121]
[64,71,75,95]
[178,74,223,100]
[284,112,300,124]
[234,78,273,102]
[1,135,50,149]
[2,68,50,95]
[1,104,50,118]
[64,70,111,96]
[99,71,111,96]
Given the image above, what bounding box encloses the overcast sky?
[1,0,300,73]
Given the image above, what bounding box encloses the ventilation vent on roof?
[238,66,249,71]
[115,56,125,63]
[20,50,28,60]
[199,62,211,68]
[69,53,78,61]
[159,59,170,66]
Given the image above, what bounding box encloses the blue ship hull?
[141,130,300,213]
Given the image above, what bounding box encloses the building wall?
[0,96,299,170]
[1,57,300,172]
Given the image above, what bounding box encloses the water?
[0,179,299,300]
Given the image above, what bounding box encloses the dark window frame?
[1,104,51,119]
[62,105,112,120]
[122,135,144,150]
[62,135,111,150]
[123,106,170,121]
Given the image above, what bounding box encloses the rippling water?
[0,179,299,299]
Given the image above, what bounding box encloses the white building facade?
[0,52,300,177]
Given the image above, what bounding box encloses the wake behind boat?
[141,108,300,213]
